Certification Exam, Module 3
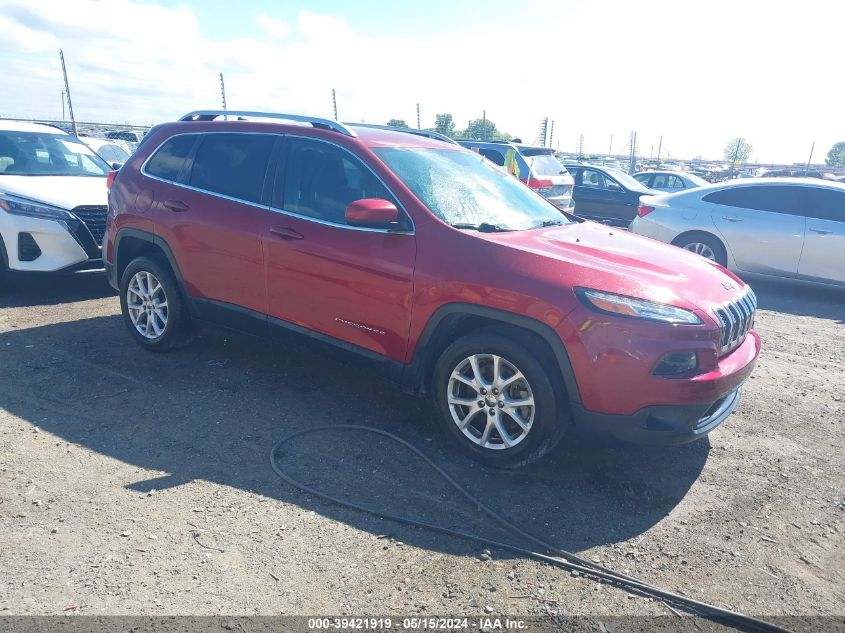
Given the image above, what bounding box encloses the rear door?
[263,136,416,362]
[706,185,806,277]
[797,186,845,285]
[151,132,276,315]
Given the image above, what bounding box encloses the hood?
[0,175,107,210]
[486,221,746,314]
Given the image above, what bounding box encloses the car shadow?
[747,277,845,324]
[0,315,709,557]
[0,271,116,308]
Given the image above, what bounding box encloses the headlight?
[576,288,702,325]
[0,193,73,221]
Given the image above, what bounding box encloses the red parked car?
[104,110,761,467]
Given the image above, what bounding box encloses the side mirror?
[111,162,124,170]
[345,198,399,229]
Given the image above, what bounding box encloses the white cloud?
[256,13,289,39]
[0,0,841,163]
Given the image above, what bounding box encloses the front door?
[797,186,845,285]
[574,168,634,226]
[263,137,416,362]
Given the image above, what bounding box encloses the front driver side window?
[280,139,394,225]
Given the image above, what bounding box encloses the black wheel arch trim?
[402,302,581,404]
[112,228,187,289]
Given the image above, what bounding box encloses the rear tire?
[674,233,727,267]
[119,256,193,352]
[432,330,569,468]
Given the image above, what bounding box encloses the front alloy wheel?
[447,354,535,450]
[126,271,169,340]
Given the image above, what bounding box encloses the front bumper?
[0,214,97,272]
[573,386,742,444]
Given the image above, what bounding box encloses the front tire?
[119,256,192,352]
[432,331,568,468]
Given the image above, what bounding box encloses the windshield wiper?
[532,218,564,228]
[451,222,512,233]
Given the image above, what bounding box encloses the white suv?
[0,121,111,288]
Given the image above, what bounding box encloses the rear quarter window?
[144,135,198,182]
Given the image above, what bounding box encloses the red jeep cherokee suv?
[104,111,760,467]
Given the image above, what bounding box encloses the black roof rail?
[178,110,357,137]
[347,123,458,145]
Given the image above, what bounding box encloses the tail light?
[637,204,655,217]
[523,178,554,190]
[106,170,117,190]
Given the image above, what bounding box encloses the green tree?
[724,137,753,163]
[386,119,408,128]
[458,118,512,141]
[825,141,845,167]
[431,113,457,138]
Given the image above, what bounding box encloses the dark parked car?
[564,163,659,227]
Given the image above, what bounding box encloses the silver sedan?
[630,178,845,286]
[633,170,710,192]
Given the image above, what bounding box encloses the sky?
[0,0,842,164]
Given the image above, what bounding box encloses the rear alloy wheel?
[433,331,567,468]
[675,234,728,267]
[119,256,192,352]
[126,271,169,340]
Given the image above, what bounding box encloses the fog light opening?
[653,351,698,376]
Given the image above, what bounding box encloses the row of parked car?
[461,138,844,286]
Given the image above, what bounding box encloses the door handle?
[269,226,303,240]
[722,216,743,222]
[809,228,832,235]
[162,200,189,212]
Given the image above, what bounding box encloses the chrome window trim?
[269,134,415,235]
[139,131,415,235]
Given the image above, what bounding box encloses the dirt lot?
[0,273,843,622]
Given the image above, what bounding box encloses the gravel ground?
[0,273,843,623]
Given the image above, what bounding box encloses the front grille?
[713,288,757,355]
[71,205,108,245]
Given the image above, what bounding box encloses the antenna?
[59,50,77,136]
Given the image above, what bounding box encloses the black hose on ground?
[269,425,793,633]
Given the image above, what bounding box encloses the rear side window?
[279,138,394,225]
[188,134,275,204]
[145,135,197,182]
[702,186,804,215]
[526,153,567,176]
[478,148,505,166]
[806,187,845,221]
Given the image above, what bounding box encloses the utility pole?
[482,109,487,140]
[416,103,421,129]
[61,90,66,121]
[629,131,637,174]
[548,120,554,149]
[578,134,584,157]
[59,50,77,136]
[608,133,613,156]
[656,135,663,164]
[219,73,227,119]
[804,141,815,176]
[332,88,338,120]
